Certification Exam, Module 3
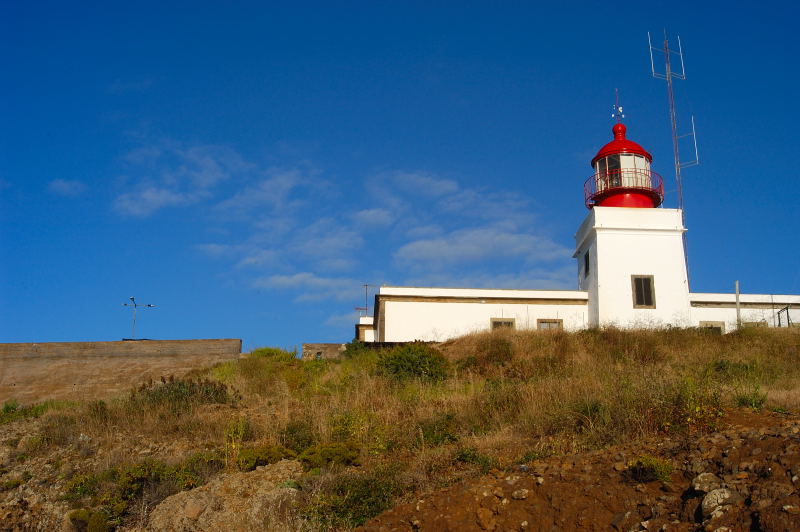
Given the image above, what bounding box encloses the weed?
[298,441,360,470]
[418,412,459,447]
[223,415,252,469]
[67,508,112,532]
[453,447,495,473]
[1,399,72,425]
[0,478,22,491]
[128,377,235,414]
[303,465,403,528]
[342,340,372,359]
[279,420,316,453]
[236,445,295,471]
[377,343,448,382]
[735,385,767,410]
[625,455,673,483]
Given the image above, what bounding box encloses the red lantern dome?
[584,123,663,209]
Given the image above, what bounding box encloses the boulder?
[147,459,303,531]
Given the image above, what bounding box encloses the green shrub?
[303,465,403,527]
[1,399,71,425]
[418,412,459,446]
[377,344,448,381]
[342,340,372,359]
[128,377,235,413]
[735,385,767,410]
[280,420,317,453]
[299,441,360,470]
[236,445,295,471]
[453,447,495,473]
[67,508,111,532]
[625,455,673,483]
[249,346,296,360]
[0,478,22,491]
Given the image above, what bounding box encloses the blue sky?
[3,2,799,350]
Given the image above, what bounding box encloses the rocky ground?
[360,409,800,532]
[2,408,800,531]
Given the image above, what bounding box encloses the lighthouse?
[574,122,691,328]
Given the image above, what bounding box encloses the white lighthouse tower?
[574,121,691,328]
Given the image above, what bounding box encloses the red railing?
[584,169,664,209]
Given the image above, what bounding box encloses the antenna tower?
[648,30,699,285]
[354,284,372,316]
[648,31,699,211]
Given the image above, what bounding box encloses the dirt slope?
[360,409,800,532]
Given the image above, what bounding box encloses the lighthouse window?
[583,251,590,277]
[631,275,656,308]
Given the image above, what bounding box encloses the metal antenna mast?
[122,296,156,339]
[648,31,699,211]
[354,284,372,316]
[648,30,699,286]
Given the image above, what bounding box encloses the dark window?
[631,275,656,308]
[537,319,563,330]
[491,318,515,330]
[584,252,590,277]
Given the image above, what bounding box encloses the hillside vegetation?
[1,327,799,530]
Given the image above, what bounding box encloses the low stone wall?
[0,339,241,404]
[301,343,346,360]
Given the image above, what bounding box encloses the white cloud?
[391,171,459,196]
[114,141,252,217]
[47,179,86,197]
[215,169,304,213]
[395,226,570,267]
[114,186,195,217]
[195,243,239,257]
[253,272,360,302]
[351,208,394,228]
[404,265,575,290]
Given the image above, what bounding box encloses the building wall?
[690,293,800,332]
[577,207,691,327]
[375,288,588,342]
[0,339,241,404]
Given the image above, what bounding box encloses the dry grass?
[13,326,800,530]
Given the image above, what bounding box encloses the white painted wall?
[690,293,800,332]
[372,287,587,342]
[575,207,691,327]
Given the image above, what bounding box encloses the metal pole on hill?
[123,296,156,339]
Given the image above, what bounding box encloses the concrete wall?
[301,343,347,360]
[0,339,241,404]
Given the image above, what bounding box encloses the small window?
[491,318,515,330]
[583,252,590,278]
[699,321,725,334]
[631,275,656,308]
[537,319,563,331]
[315,352,322,360]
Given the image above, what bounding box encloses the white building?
[355,122,800,342]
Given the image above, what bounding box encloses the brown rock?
[476,507,496,530]
[511,489,529,500]
[147,459,302,531]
